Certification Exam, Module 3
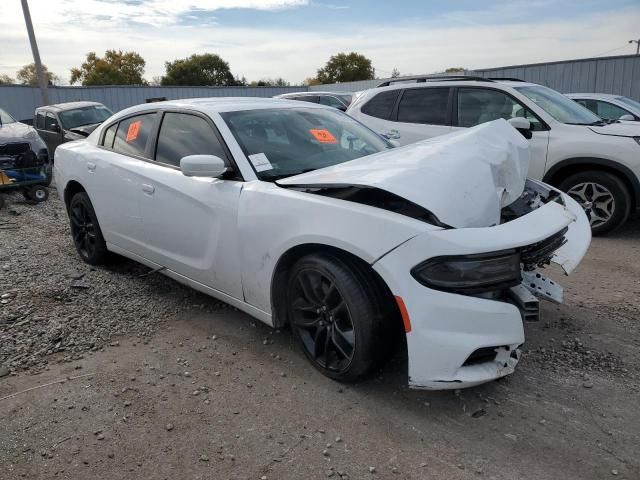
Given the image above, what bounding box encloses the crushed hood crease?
[278,119,530,228]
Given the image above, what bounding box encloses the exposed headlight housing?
[411,251,522,294]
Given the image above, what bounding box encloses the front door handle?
[87,162,96,172]
[141,184,155,195]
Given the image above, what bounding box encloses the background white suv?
[566,93,640,122]
[348,77,640,234]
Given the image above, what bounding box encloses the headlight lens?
[411,251,521,293]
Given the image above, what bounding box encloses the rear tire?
[559,171,631,235]
[286,253,392,383]
[68,192,109,265]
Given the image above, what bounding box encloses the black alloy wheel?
[289,267,356,372]
[286,253,392,382]
[68,192,109,265]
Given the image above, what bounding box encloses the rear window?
[112,113,157,158]
[397,87,449,125]
[361,90,400,120]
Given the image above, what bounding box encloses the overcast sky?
[0,0,639,84]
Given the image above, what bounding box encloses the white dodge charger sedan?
[54,98,591,389]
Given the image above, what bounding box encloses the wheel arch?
[269,243,402,331]
[543,158,639,210]
[63,180,87,212]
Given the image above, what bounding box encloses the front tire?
[286,253,390,383]
[559,171,631,235]
[68,192,109,265]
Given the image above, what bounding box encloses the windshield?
[59,105,113,130]
[0,108,16,124]
[337,94,353,106]
[222,107,390,180]
[617,96,640,112]
[515,85,602,125]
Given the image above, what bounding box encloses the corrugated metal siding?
[310,55,640,100]
[0,85,308,122]
[473,54,640,99]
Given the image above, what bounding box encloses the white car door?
[389,87,453,144]
[450,87,550,180]
[136,111,244,299]
[87,112,159,253]
[352,87,452,145]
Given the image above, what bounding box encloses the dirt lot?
[1,187,639,480]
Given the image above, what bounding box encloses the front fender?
[237,181,432,315]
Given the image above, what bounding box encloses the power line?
[592,43,633,58]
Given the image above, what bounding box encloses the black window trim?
[98,110,161,162]
[391,86,454,126]
[99,108,244,181]
[361,88,402,121]
[452,85,551,131]
[44,111,61,132]
[152,108,243,181]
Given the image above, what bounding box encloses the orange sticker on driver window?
[126,120,141,142]
[309,129,337,144]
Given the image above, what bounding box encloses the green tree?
[0,74,15,85]
[390,68,401,78]
[249,77,290,87]
[16,63,58,86]
[316,52,375,84]
[445,67,465,73]
[70,50,146,86]
[303,77,321,86]
[161,54,238,86]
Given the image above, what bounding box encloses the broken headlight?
[411,251,521,294]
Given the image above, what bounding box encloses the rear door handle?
[87,162,96,172]
[141,184,155,195]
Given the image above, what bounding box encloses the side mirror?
[619,114,635,121]
[180,155,227,178]
[508,117,533,139]
[51,123,61,133]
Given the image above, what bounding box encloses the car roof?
[369,79,540,93]
[115,97,330,117]
[37,101,105,112]
[565,93,621,99]
[277,91,352,97]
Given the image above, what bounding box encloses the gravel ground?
[0,187,229,373]
[1,187,639,479]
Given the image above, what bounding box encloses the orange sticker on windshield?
[309,129,337,144]
[126,120,141,142]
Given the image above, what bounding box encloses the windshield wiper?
[264,168,319,182]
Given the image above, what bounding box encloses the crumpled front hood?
[67,123,100,137]
[278,119,529,228]
[588,122,640,137]
[0,121,36,141]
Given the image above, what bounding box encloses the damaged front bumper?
[373,188,591,390]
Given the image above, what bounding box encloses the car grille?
[520,227,568,271]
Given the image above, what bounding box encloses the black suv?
[34,101,113,159]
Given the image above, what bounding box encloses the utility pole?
[630,38,640,55]
[20,0,49,105]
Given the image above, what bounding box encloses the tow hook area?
[522,271,564,304]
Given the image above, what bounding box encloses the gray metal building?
[1,54,638,122]
[309,54,640,100]
[0,85,307,122]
